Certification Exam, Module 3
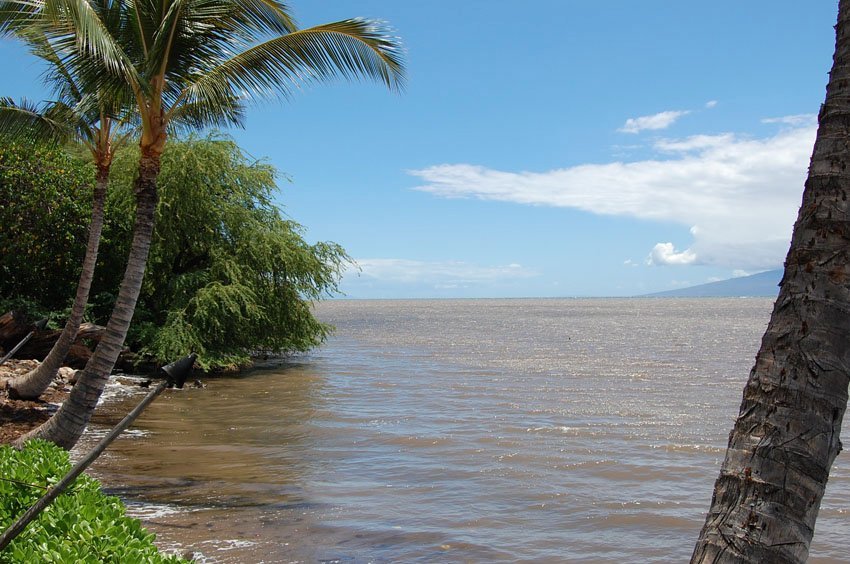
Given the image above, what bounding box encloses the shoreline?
[0,360,74,444]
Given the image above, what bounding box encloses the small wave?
[650,443,724,454]
[525,425,591,436]
[123,500,187,520]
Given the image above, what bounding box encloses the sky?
[0,1,840,298]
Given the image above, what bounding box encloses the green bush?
[96,135,349,369]
[0,135,349,370]
[0,143,94,311]
[0,440,186,563]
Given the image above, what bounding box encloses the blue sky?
[0,1,839,298]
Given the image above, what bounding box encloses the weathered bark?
[692,3,850,563]
[19,152,161,449]
[0,311,30,346]
[12,323,105,368]
[7,167,109,399]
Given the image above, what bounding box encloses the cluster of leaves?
[95,134,350,369]
[0,136,348,369]
[0,440,186,563]
[0,142,94,312]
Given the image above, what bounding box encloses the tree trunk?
[692,3,850,562]
[7,166,109,399]
[19,152,161,450]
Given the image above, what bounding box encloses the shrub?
[96,135,349,369]
[0,440,186,563]
[0,143,94,312]
[0,135,349,370]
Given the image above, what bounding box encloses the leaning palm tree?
[0,26,133,400]
[692,1,850,562]
[19,0,404,449]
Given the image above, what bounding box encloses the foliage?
[0,142,94,311]
[96,135,350,369]
[0,136,348,370]
[0,440,186,563]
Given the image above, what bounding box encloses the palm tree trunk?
[6,165,110,400]
[19,152,160,450]
[691,2,850,562]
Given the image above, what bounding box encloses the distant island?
[644,269,782,298]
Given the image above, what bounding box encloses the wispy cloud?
[347,259,537,287]
[410,118,816,270]
[705,100,718,109]
[761,114,817,127]
[618,110,690,134]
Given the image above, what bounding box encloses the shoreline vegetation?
[0,134,351,559]
[0,138,349,374]
[0,0,406,557]
[0,359,190,560]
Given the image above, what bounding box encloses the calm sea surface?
[78,298,849,562]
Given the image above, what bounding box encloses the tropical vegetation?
[0,137,349,370]
[0,142,93,312]
[0,439,186,563]
[2,0,404,449]
[0,25,132,400]
[102,135,349,370]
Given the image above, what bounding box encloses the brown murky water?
[76,299,849,562]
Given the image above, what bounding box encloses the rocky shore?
[0,360,75,444]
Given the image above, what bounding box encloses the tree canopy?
[0,142,94,313]
[0,137,349,370]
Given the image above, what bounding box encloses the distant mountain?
[644,269,782,298]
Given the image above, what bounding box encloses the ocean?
[79,298,849,562]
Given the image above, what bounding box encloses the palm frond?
[0,0,43,37]
[0,97,77,144]
[177,17,405,112]
[39,0,140,88]
[19,26,84,101]
[168,92,246,133]
[230,0,296,35]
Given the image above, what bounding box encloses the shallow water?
[78,298,849,562]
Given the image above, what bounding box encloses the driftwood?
[0,313,105,367]
[17,323,105,368]
[0,311,30,347]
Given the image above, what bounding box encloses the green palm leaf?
[38,0,142,91]
[0,97,76,144]
[177,18,404,113]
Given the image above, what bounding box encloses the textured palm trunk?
[19,152,161,450]
[691,3,850,563]
[6,166,110,400]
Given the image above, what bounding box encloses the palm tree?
[692,1,850,562]
[0,27,133,400]
[17,0,404,449]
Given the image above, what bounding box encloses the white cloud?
[348,258,537,286]
[647,243,697,266]
[653,133,735,153]
[410,118,816,270]
[762,114,816,127]
[705,100,718,109]
[618,110,690,133]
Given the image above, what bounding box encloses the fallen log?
[13,323,105,367]
[0,311,30,349]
